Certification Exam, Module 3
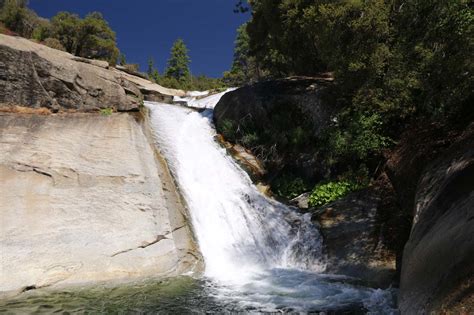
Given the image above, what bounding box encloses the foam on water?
[145,91,397,312]
[173,88,236,109]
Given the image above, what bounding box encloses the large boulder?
[116,69,185,103]
[0,34,183,112]
[397,123,474,314]
[213,77,337,183]
[214,77,335,137]
[0,113,202,297]
[311,178,410,289]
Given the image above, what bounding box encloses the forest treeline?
[229,0,472,123]
[223,0,473,200]
[0,0,225,91]
[0,0,120,63]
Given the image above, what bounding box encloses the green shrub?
[241,132,259,148]
[157,76,182,90]
[220,119,237,141]
[327,112,391,161]
[308,180,361,207]
[31,19,51,41]
[100,108,113,116]
[123,63,139,73]
[272,175,308,200]
[42,37,65,51]
[50,11,119,64]
[214,87,228,93]
[0,0,40,37]
[0,21,13,35]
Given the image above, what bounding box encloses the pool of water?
[0,275,397,314]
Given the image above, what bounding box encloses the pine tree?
[147,57,160,83]
[147,57,155,77]
[224,23,259,85]
[164,39,191,83]
[118,53,126,66]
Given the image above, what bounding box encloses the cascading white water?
[145,92,396,312]
[173,88,236,109]
[148,104,324,283]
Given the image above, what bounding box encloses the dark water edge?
[0,276,378,314]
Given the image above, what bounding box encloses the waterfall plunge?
[145,92,395,312]
[146,102,324,283]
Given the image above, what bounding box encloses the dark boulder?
[397,123,474,314]
[310,177,410,289]
[213,77,337,184]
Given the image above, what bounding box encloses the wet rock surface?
[215,134,266,180]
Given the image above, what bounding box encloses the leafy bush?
[214,87,228,93]
[123,63,139,73]
[0,21,14,35]
[50,11,119,64]
[191,75,226,91]
[31,18,51,41]
[42,37,65,51]
[1,2,121,64]
[157,76,181,90]
[0,0,40,37]
[1,0,26,33]
[241,132,259,148]
[220,119,237,142]
[308,180,361,207]
[272,175,308,199]
[326,112,391,162]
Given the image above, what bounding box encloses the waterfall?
[172,89,235,109]
[145,92,395,312]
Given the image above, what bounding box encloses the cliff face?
[0,34,202,298]
[389,124,474,314]
[0,113,201,297]
[0,34,184,112]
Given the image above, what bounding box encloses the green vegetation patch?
[308,180,362,208]
[100,108,113,116]
[1,0,119,63]
[272,175,308,200]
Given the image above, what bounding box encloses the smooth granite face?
[399,134,474,314]
[0,113,201,297]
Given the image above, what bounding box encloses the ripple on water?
[0,276,397,314]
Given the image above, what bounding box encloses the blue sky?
[29,0,250,77]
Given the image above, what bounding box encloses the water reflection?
[0,275,396,314]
